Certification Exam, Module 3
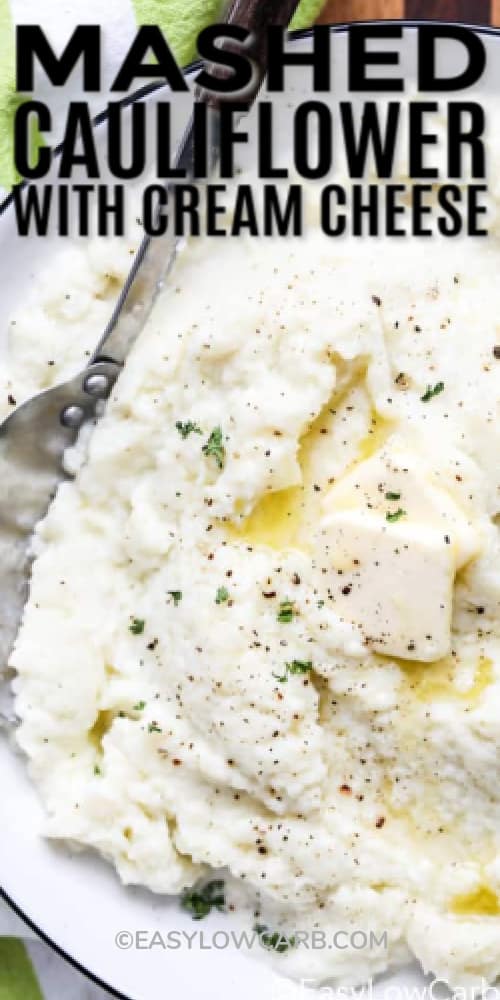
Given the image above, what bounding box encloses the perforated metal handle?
[225,0,302,74]
[202,0,301,106]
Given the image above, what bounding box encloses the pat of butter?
[323,444,480,570]
[320,509,455,661]
[319,445,481,661]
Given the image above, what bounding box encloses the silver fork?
[0,0,301,720]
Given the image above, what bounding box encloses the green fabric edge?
[0,0,22,188]
[0,939,44,1000]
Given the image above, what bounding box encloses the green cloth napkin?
[0,0,20,189]
[0,940,43,1000]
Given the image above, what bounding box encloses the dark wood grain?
[406,0,490,21]
[318,0,404,22]
[319,0,494,24]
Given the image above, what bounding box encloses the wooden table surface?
[318,0,500,26]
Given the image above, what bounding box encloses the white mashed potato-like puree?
[3,183,500,989]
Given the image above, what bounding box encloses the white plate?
[1,23,500,1000]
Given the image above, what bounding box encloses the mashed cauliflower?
[4,193,500,989]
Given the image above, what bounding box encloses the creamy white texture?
[5,209,500,988]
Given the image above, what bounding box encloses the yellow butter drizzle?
[396,655,493,704]
[88,709,115,750]
[231,484,305,551]
[356,411,392,463]
[450,886,500,917]
[229,369,392,552]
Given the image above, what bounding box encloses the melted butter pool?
[232,484,305,551]
[450,886,500,917]
[89,709,115,750]
[229,369,392,552]
[397,655,493,704]
[356,411,392,463]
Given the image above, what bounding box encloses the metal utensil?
[0,0,301,700]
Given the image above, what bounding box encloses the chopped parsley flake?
[420,381,444,402]
[277,600,296,624]
[129,618,145,635]
[202,427,226,469]
[181,880,226,920]
[176,420,202,439]
[385,491,401,501]
[215,586,229,605]
[148,723,162,734]
[287,660,313,675]
[133,701,146,712]
[273,660,313,683]
[168,591,182,606]
[272,669,288,683]
[254,924,296,953]
[93,764,102,776]
[386,508,406,523]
